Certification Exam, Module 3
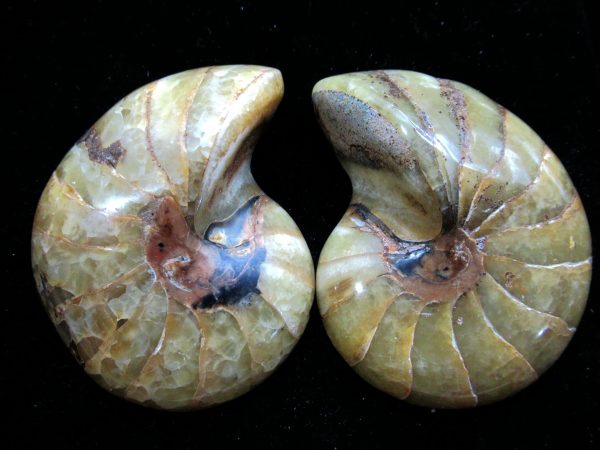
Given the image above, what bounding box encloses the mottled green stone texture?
[32,66,315,410]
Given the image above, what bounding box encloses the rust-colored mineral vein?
[144,82,179,195]
[473,147,552,233]
[463,105,508,227]
[373,71,455,222]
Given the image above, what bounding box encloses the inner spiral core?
[351,204,484,304]
[142,195,266,310]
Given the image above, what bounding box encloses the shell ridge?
[373,71,456,220]
[353,294,426,401]
[481,196,590,265]
[473,289,539,377]
[265,255,314,288]
[59,263,149,309]
[349,291,398,367]
[190,311,211,403]
[33,226,143,252]
[449,296,479,406]
[55,145,154,214]
[408,302,478,407]
[196,69,272,209]
[51,172,143,221]
[103,161,163,200]
[75,127,161,200]
[221,304,264,372]
[485,273,573,334]
[321,273,386,318]
[439,79,472,226]
[256,289,301,339]
[463,105,508,227]
[319,251,383,266]
[183,66,216,201]
[85,284,155,373]
[475,149,577,235]
[473,147,551,234]
[481,193,580,236]
[398,299,427,400]
[123,282,173,394]
[483,254,591,327]
[453,291,538,401]
[144,82,180,197]
[478,274,574,374]
[124,294,204,410]
[485,254,592,270]
[174,70,211,203]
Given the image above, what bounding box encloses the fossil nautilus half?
[313,70,592,408]
[31,65,314,410]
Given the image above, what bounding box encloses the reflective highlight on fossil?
[32,65,315,410]
[313,70,592,408]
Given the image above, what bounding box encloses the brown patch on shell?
[372,71,405,99]
[79,127,126,168]
[142,196,218,309]
[439,79,472,162]
[76,336,104,361]
[35,271,75,324]
[370,71,435,133]
[327,278,355,304]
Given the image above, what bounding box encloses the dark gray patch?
[194,196,266,309]
[350,202,431,270]
[313,90,415,172]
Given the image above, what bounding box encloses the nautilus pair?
[32,65,592,410]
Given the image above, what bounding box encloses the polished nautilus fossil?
[313,70,592,407]
[31,65,314,410]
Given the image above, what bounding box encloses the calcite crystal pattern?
[32,65,315,410]
[313,70,592,408]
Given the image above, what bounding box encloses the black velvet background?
[3,1,599,448]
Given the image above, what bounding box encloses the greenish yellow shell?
[32,65,314,410]
[313,70,591,408]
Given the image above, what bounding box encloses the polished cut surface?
[32,65,314,410]
[313,70,592,407]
